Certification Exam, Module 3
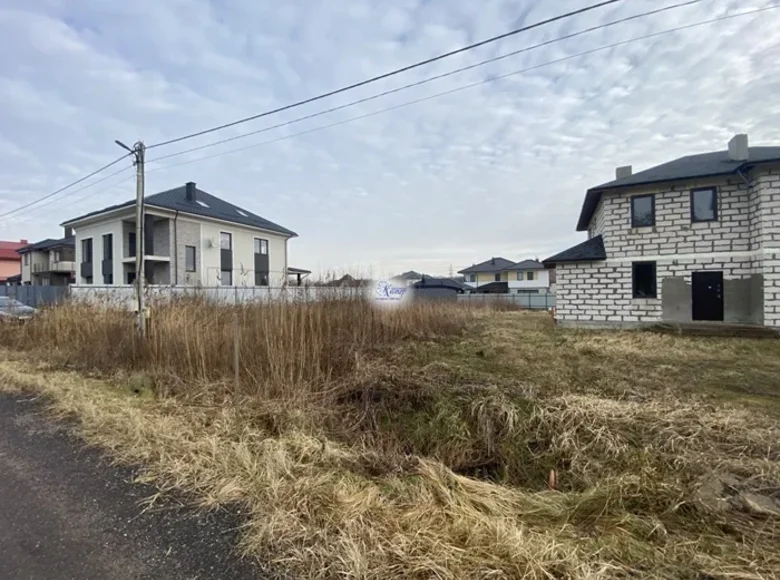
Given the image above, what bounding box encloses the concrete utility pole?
[116,139,146,338]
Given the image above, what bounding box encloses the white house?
[62,182,297,287]
[18,233,76,286]
[458,258,551,293]
[544,134,780,328]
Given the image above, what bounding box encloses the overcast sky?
[1,0,778,277]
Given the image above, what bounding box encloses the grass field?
[1,299,779,579]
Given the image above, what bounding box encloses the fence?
[0,285,69,307]
[457,292,556,310]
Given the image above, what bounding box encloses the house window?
[185,246,196,272]
[468,273,476,282]
[527,271,535,281]
[128,232,137,257]
[102,233,113,261]
[255,271,269,286]
[494,273,501,282]
[220,232,232,250]
[691,187,718,223]
[23,254,28,265]
[254,238,268,255]
[81,238,93,263]
[221,270,232,286]
[631,194,655,228]
[104,274,113,285]
[632,262,657,298]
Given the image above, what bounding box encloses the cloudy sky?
[1,0,778,277]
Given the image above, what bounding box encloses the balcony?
[32,261,76,274]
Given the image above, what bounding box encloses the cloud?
[0,0,779,275]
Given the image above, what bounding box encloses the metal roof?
[577,146,780,231]
[458,257,516,274]
[18,236,75,254]
[543,235,606,266]
[63,182,297,237]
[504,259,545,271]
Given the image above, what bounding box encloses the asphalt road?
[0,393,267,580]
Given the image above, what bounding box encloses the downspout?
[172,210,179,285]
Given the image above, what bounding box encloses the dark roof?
[504,259,545,271]
[577,146,780,231]
[458,257,516,274]
[474,281,509,294]
[287,267,311,275]
[18,236,75,254]
[63,182,297,237]
[413,277,470,291]
[543,235,606,266]
[397,270,423,280]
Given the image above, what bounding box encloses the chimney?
[728,134,749,161]
[63,226,73,238]
[616,165,632,180]
[20,239,28,245]
[185,181,196,202]
[490,257,496,265]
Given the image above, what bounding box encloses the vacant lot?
[1,300,779,579]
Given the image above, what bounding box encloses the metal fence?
[457,292,556,310]
[0,285,69,307]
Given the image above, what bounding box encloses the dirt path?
[0,393,266,580]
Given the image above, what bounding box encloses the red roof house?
[0,239,27,283]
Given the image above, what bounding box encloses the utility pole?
[116,139,146,338]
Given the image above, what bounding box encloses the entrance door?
[692,271,724,321]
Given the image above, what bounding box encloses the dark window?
[84,277,93,285]
[103,233,113,260]
[81,238,93,263]
[494,273,501,282]
[104,274,113,285]
[127,271,136,285]
[220,232,232,251]
[631,195,655,228]
[527,271,535,281]
[185,246,196,272]
[691,187,718,222]
[469,273,476,282]
[516,272,523,281]
[632,262,657,298]
[254,238,268,255]
[128,232,137,257]
[220,270,232,286]
[23,253,28,265]
[255,271,269,286]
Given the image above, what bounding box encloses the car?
[0,296,37,322]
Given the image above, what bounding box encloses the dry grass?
[1,302,780,579]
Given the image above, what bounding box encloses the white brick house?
[544,135,780,328]
[62,182,298,288]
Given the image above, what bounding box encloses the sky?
[0,0,779,278]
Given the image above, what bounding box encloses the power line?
[146,0,622,150]
[148,0,702,165]
[0,154,131,219]
[144,5,776,177]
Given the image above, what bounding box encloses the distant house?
[458,257,551,293]
[18,235,75,286]
[0,239,28,284]
[323,274,370,288]
[544,134,780,328]
[412,276,470,301]
[390,270,424,286]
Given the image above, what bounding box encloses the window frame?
[630,194,655,228]
[23,253,28,266]
[102,233,113,261]
[527,271,535,281]
[468,273,476,282]
[255,271,269,286]
[632,261,657,299]
[254,238,268,255]
[690,187,718,223]
[81,238,93,263]
[494,273,501,282]
[220,231,232,251]
[184,245,196,272]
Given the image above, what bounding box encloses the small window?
[516,272,523,281]
[236,209,248,217]
[254,238,268,255]
[632,262,657,298]
[494,273,501,282]
[468,273,476,282]
[81,238,93,263]
[220,232,232,251]
[691,187,718,222]
[631,194,655,228]
[185,246,196,272]
[103,233,113,261]
[104,274,113,285]
[255,271,269,286]
[527,271,535,281]
[196,200,210,208]
[128,232,137,257]
[220,270,232,286]
[23,254,28,265]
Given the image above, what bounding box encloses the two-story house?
[0,239,27,284]
[544,134,780,328]
[62,182,297,287]
[459,258,550,293]
[17,233,75,286]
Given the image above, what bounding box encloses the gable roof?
[62,182,297,237]
[18,236,74,254]
[458,257,516,274]
[504,259,545,271]
[577,146,780,231]
[543,235,606,266]
[396,270,423,280]
[414,276,470,291]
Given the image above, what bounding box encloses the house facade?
[459,258,550,293]
[544,134,780,328]
[17,234,75,286]
[62,182,297,287]
[0,239,27,284]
